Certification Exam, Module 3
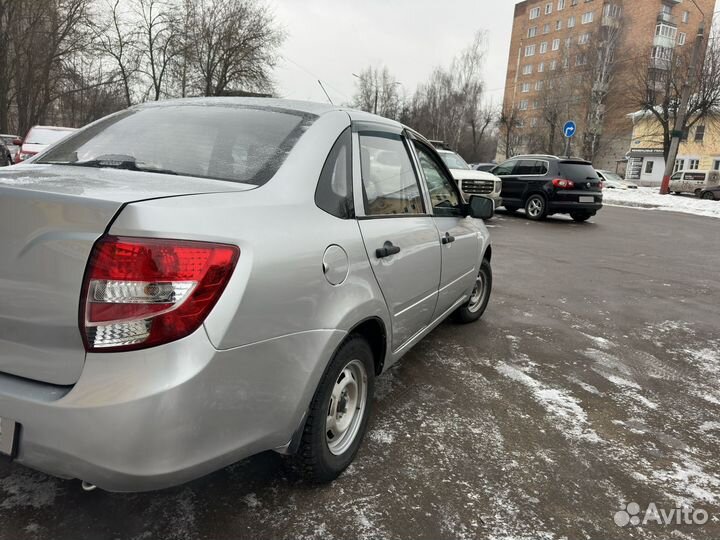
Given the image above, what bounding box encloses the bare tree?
[498,105,521,159]
[626,25,720,162]
[93,0,140,106]
[189,0,284,96]
[135,0,180,101]
[351,66,402,118]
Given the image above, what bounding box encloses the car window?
[315,127,352,219]
[671,172,682,180]
[493,161,516,176]
[25,128,75,146]
[39,105,316,185]
[515,160,541,175]
[359,132,425,216]
[558,161,599,181]
[413,142,463,217]
[439,152,470,170]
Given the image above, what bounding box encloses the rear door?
[354,125,441,351]
[410,139,478,320]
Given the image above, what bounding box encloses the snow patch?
[604,187,720,219]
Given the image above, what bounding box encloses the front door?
[411,140,479,320]
[354,127,441,351]
[493,159,522,204]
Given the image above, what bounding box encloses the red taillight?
[81,236,239,352]
[552,178,575,189]
[599,181,604,190]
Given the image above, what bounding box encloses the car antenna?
[318,80,334,105]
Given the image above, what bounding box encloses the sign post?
[563,120,576,158]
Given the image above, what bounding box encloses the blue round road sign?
[563,121,577,138]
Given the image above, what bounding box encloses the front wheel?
[453,259,492,323]
[570,211,592,222]
[292,336,374,483]
[503,204,519,213]
[703,191,716,200]
[695,189,703,198]
[525,194,547,220]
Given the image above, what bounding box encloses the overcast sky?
[269,0,720,108]
[269,0,516,106]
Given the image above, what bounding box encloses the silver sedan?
[0,98,493,492]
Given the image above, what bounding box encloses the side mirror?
[467,195,494,220]
[12,139,22,146]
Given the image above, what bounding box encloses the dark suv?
[491,155,603,222]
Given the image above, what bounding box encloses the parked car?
[13,125,77,163]
[471,162,497,172]
[436,149,502,208]
[0,98,494,492]
[0,134,19,164]
[595,169,637,189]
[491,154,603,222]
[698,185,720,201]
[0,139,11,166]
[668,170,720,196]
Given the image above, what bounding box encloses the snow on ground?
[603,186,720,219]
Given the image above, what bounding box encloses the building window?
[544,23,551,34]
[571,0,578,5]
[525,45,536,56]
[556,19,563,30]
[674,159,685,172]
[530,7,541,19]
[576,53,588,66]
[656,24,677,41]
[552,38,561,51]
[565,37,572,49]
[604,4,621,17]
[519,100,529,110]
[533,100,540,109]
[581,11,594,24]
[645,161,654,174]
[558,0,566,10]
[531,117,539,127]
[713,159,720,171]
[689,159,700,170]
[538,61,545,72]
[528,26,537,38]
[578,33,590,45]
[679,32,687,46]
[568,15,576,28]
[521,83,531,93]
[550,59,558,70]
[545,2,553,15]
[682,11,689,23]
[695,125,705,142]
[522,64,533,75]
[563,56,570,68]
[540,41,548,53]
[536,81,544,91]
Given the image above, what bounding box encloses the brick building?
[499,0,714,170]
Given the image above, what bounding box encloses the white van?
[668,170,720,196]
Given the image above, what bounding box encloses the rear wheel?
[703,191,716,200]
[525,194,547,220]
[570,211,592,222]
[695,189,702,198]
[453,259,492,323]
[292,336,374,483]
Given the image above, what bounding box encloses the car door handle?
[376,241,401,258]
[441,233,456,245]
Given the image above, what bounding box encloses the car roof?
[136,97,403,129]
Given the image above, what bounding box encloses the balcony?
[651,57,672,70]
[601,15,621,28]
[657,12,678,25]
[654,34,677,48]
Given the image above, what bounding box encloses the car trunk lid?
[558,161,602,191]
[0,164,253,385]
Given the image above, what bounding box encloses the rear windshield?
[25,128,75,146]
[39,105,317,185]
[440,152,470,170]
[558,162,599,182]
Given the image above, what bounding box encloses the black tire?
[292,335,375,483]
[673,191,682,195]
[695,189,702,198]
[570,211,592,222]
[703,191,716,200]
[504,205,519,213]
[453,258,492,323]
[524,194,548,220]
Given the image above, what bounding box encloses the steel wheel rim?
[468,270,488,313]
[527,198,543,217]
[326,359,368,456]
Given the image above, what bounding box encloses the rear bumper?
[549,193,603,214]
[0,327,345,492]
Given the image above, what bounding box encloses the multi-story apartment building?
[499,0,713,170]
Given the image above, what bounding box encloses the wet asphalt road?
[1,205,719,540]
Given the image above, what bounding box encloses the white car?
[437,149,502,207]
[595,170,637,190]
[14,125,77,163]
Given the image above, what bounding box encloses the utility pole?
[660,19,705,194]
[373,86,378,115]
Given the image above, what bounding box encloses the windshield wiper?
[47,155,178,175]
